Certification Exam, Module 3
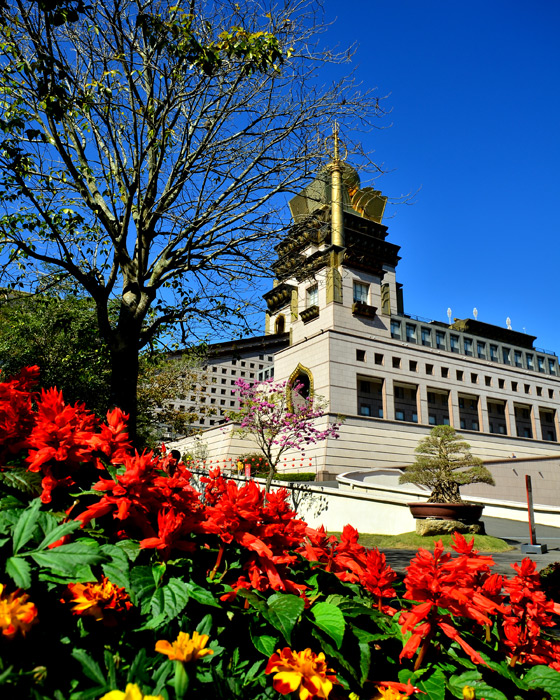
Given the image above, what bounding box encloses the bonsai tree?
[399,425,495,503]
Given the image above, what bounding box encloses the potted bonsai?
[400,425,495,522]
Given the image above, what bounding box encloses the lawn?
[330,530,514,552]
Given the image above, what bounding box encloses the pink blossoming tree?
[227,378,341,491]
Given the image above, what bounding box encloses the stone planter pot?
[408,502,484,523]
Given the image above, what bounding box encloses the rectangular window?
[306,285,318,307]
[391,320,401,339]
[429,415,436,425]
[456,370,464,381]
[502,348,511,365]
[512,382,518,392]
[441,367,449,378]
[436,331,446,350]
[356,349,366,362]
[464,338,473,356]
[392,357,401,369]
[514,351,522,368]
[526,354,534,371]
[359,404,371,416]
[485,376,492,387]
[395,410,405,421]
[353,281,369,303]
[412,413,418,423]
[490,345,498,362]
[537,387,542,396]
[406,324,417,343]
[549,389,554,399]
[409,360,417,372]
[375,353,384,365]
[538,356,545,373]
[426,364,434,375]
[524,384,531,394]
[471,373,478,384]
[498,378,505,389]
[421,328,432,347]
[477,342,486,359]
[450,335,459,353]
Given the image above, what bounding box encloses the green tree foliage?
[399,425,495,504]
[0,0,383,440]
[0,290,112,414]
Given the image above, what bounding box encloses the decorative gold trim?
[286,363,314,411]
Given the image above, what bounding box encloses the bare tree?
[0,0,385,437]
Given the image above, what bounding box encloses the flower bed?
[0,367,560,699]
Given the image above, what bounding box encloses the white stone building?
[172,138,560,479]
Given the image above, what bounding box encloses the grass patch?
[329,531,513,553]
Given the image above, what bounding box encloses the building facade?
[172,137,560,476]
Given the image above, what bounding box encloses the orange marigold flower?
[65,576,131,625]
[265,647,338,699]
[155,631,214,663]
[0,583,38,639]
[374,680,425,698]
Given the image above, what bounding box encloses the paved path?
[380,516,560,576]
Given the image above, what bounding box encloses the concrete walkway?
[380,516,560,577]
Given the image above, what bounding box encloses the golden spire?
[328,122,344,247]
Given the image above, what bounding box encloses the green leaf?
[100,544,131,591]
[448,671,508,700]
[251,629,279,657]
[30,540,105,574]
[266,594,304,644]
[12,497,41,554]
[114,539,141,562]
[417,669,446,700]
[37,519,81,550]
[152,562,166,588]
[351,626,378,684]
[130,566,156,612]
[185,581,221,607]
[71,649,106,686]
[524,665,560,699]
[174,660,190,698]
[311,602,346,649]
[196,613,213,636]
[6,556,31,588]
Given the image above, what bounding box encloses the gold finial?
[333,120,340,161]
[324,121,347,164]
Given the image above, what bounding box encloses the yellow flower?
[463,688,476,700]
[99,683,163,700]
[0,583,38,639]
[265,647,338,700]
[155,630,214,663]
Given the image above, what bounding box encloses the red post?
[525,474,537,546]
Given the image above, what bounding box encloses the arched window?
[287,364,314,409]
[275,315,285,334]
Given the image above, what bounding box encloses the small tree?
[399,425,495,503]
[228,378,340,492]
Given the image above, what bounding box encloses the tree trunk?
[428,481,462,504]
[110,340,140,445]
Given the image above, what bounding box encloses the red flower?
[399,539,504,667]
[500,558,560,669]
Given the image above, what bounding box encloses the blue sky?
[310,0,560,352]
